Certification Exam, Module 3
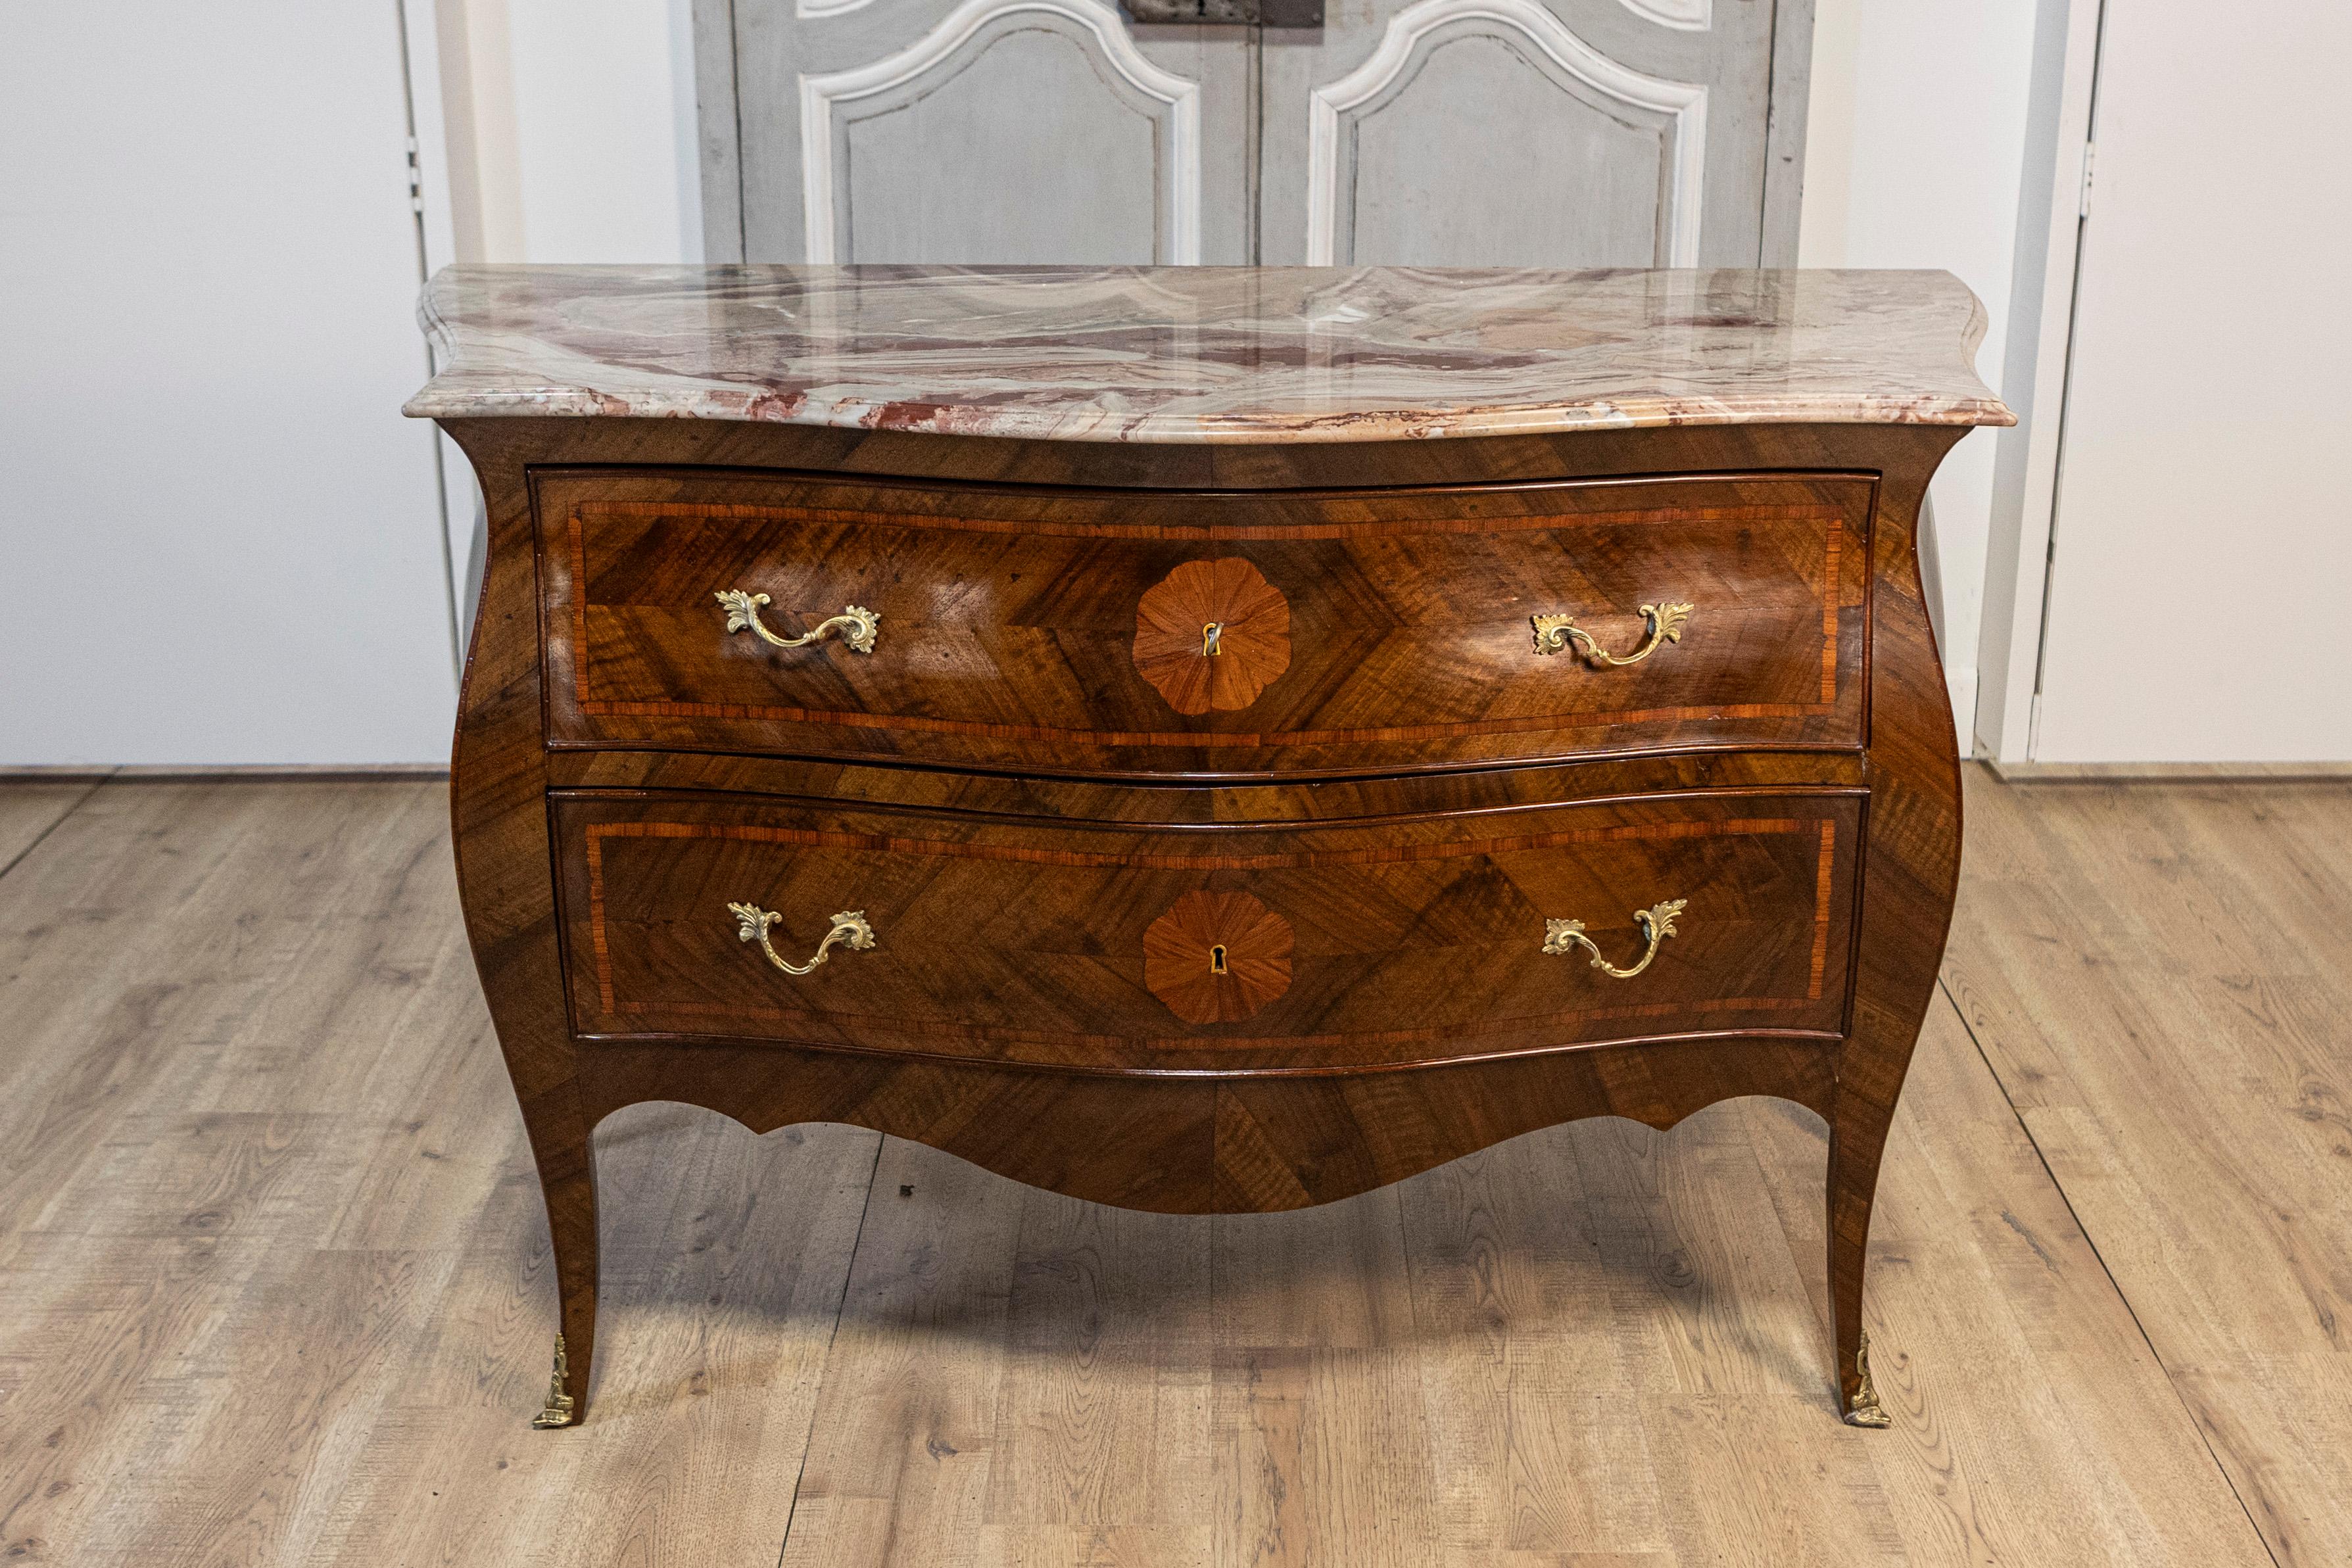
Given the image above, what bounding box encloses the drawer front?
[554,790,1860,1074]
[538,469,1871,777]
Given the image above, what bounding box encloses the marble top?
[404,264,2013,444]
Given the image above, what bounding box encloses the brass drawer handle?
[729,903,876,976]
[1543,898,1686,980]
[1530,602,1692,666]
[716,590,880,653]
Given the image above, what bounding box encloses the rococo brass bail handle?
[1531,602,1692,666]
[716,590,879,653]
[729,903,876,976]
[1543,899,1687,979]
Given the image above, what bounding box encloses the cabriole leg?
[1826,1089,1894,1427]
[520,1101,598,1428]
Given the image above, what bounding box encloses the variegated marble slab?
[404,264,2013,443]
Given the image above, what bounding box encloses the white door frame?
[1970,0,2100,765]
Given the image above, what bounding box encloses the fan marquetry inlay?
[1133,558,1291,715]
[1142,890,1294,1024]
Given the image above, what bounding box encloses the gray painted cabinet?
[696,0,1808,267]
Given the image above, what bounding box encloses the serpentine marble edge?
[403,264,2014,444]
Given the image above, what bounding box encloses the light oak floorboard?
[0,776,2320,1565]
[0,779,96,872]
[0,782,875,1567]
[778,1012,2265,1565]
[1946,769,2352,1568]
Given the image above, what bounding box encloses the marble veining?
[404,264,2013,444]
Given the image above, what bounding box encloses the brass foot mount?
[1842,1327,1892,1428]
[531,1332,577,1429]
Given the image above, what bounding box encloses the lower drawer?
[554,789,1859,1074]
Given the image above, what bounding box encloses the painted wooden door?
[706,0,1255,263]
[698,0,1804,267]
[1261,0,1797,266]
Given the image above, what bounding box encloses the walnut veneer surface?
[407,263,2013,1429]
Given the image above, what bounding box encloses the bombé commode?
[404,262,2013,1429]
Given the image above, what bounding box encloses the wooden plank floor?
[0,769,2335,1566]
[1944,771,2352,1568]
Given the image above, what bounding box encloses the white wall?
[1,4,459,767]
[1799,0,2042,748]
[431,0,702,264]
[415,0,704,660]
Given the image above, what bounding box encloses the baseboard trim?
[1982,758,2352,783]
[0,764,449,784]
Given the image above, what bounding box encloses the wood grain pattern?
[537,469,1870,778]
[9,772,2334,1565]
[440,412,1969,1426]
[0,779,96,870]
[0,780,880,1567]
[555,790,1857,1072]
[568,1035,1836,1214]
[1945,770,2352,1568]
[1823,424,1967,1423]
[544,742,1872,805]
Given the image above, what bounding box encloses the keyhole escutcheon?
[1203,622,1223,656]
[1209,943,1228,974]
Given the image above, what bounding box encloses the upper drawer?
[535,469,1873,778]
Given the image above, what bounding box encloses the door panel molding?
[798,0,1204,263]
[1303,0,1708,266]
[1618,0,1710,30]
[700,0,1794,268]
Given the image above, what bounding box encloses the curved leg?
[1824,425,1967,1428]
[1827,1087,1894,1426]
[522,1097,598,1427]
[442,418,603,1429]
